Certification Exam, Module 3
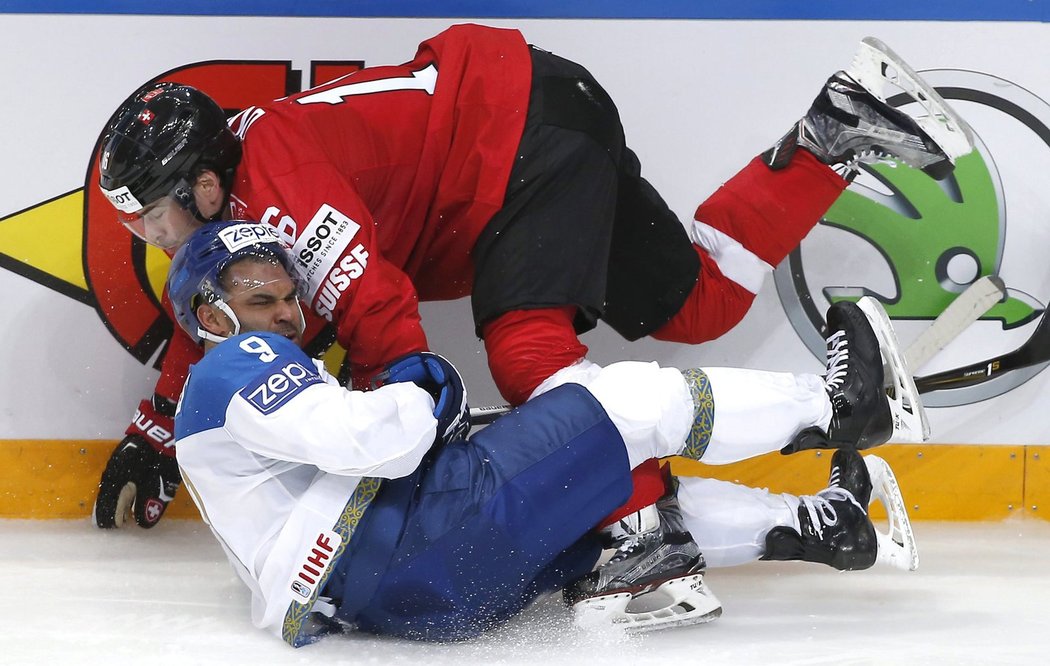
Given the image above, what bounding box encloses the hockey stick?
[469,404,511,425]
[904,275,1007,372]
[916,304,1050,393]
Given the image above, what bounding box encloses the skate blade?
[572,572,723,634]
[848,36,975,163]
[864,454,920,571]
[856,296,932,442]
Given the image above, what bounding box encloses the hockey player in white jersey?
[170,222,917,646]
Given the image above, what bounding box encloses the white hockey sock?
[676,476,801,567]
[532,359,695,469]
[532,360,833,469]
[682,367,832,464]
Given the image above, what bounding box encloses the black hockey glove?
[780,426,835,455]
[374,352,470,446]
[93,397,181,529]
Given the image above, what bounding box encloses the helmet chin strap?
[294,299,307,336]
[173,174,226,223]
[198,299,241,344]
[197,288,306,345]
[182,191,216,225]
[190,204,212,225]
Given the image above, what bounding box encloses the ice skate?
[824,300,896,448]
[856,296,931,442]
[764,37,974,180]
[864,453,919,571]
[565,495,722,633]
[784,300,893,454]
[762,448,878,571]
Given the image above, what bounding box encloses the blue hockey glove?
[374,352,470,446]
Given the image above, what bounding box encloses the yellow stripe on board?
[1,440,1046,521]
[0,440,199,520]
[1025,447,1050,519]
[668,444,1035,521]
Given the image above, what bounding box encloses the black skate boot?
[565,495,721,632]
[784,300,893,455]
[763,38,973,181]
[825,301,894,448]
[761,448,878,571]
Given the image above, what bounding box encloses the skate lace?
[824,330,850,392]
[838,150,898,178]
[853,148,898,166]
[608,535,646,564]
[800,482,864,540]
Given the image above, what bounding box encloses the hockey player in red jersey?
[91,92,339,528]
[96,24,967,620]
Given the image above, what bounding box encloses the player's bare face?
[222,260,304,346]
[123,197,202,251]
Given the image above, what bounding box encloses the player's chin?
[149,235,179,252]
[276,328,303,346]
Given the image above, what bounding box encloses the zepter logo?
[0,60,361,370]
[775,70,1050,406]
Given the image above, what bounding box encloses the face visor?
[104,176,199,251]
[193,247,309,345]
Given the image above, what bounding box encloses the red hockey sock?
[482,307,589,405]
[653,151,847,345]
[651,246,756,344]
[693,151,847,267]
[598,459,667,528]
[482,308,670,530]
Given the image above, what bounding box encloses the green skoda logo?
[776,70,1050,406]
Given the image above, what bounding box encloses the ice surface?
[2,519,1048,664]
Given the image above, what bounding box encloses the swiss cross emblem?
[138,109,155,125]
[144,498,164,524]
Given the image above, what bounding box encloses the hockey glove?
[780,426,839,455]
[93,397,181,529]
[374,352,470,446]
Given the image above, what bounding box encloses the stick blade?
[904,275,1006,372]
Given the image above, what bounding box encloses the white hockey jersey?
[174,332,438,646]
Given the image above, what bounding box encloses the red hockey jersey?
[227,24,532,380]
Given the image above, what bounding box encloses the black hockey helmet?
[98,82,241,219]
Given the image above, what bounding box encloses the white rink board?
[2,16,1049,443]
